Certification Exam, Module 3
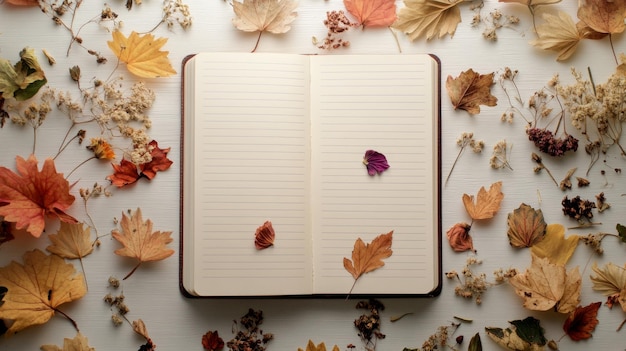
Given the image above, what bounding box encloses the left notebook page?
[182,53,313,296]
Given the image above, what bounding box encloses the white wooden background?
[1,0,625,350]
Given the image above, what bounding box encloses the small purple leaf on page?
[363,150,389,176]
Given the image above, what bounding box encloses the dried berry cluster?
[354,299,385,349]
[562,195,596,223]
[526,127,578,157]
[227,309,273,351]
[317,10,358,50]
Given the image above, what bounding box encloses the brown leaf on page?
[40,333,95,351]
[577,0,626,35]
[506,203,547,248]
[393,0,463,41]
[111,208,174,280]
[344,231,393,293]
[344,0,396,27]
[462,181,504,220]
[563,302,601,341]
[446,69,498,114]
[232,0,298,34]
[530,11,583,61]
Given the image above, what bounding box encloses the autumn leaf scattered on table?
[446,222,474,252]
[107,140,173,187]
[468,332,482,351]
[563,301,601,341]
[393,0,462,41]
[343,230,393,295]
[509,253,581,314]
[506,203,547,248]
[0,155,78,238]
[107,31,176,78]
[446,69,498,115]
[530,223,579,266]
[298,340,341,351]
[0,47,47,101]
[590,262,626,312]
[40,333,95,351]
[46,222,94,260]
[577,0,626,36]
[232,0,298,51]
[462,181,504,221]
[202,330,225,351]
[485,316,547,351]
[344,0,396,27]
[0,249,86,336]
[112,208,174,280]
[531,11,583,61]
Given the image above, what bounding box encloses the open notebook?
[180,53,441,297]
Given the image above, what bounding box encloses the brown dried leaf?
[446,69,498,114]
[530,223,579,266]
[46,222,94,260]
[40,333,95,351]
[232,0,298,34]
[343,231,393,292]
[393,0,462,41]
[462,181,504,220]
[507,203,547,248]
[563,302,601,341]
[577,0,626,35]
[531,11,582,61]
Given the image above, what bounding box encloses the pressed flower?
[87,137,116,160]
[255,221,275,250]
[363,150,389,176]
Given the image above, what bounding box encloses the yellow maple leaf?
[462,181,504,220]
[40,333,95,351]
[530,11,582,61]
[0,249,86,336]
[298,340,341,351]
[107,30,176,78]
[112,208,174,280]
[531,223,579,266]
[393,0,463,41]
[46,222,94,260]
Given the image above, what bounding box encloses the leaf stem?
[252,32,262,53]
[445,146,466,186]
[54,307,79,332]
[65,156,96,180]
[388,26,402,53]
[123,262,142,280]
[609,34,618,66]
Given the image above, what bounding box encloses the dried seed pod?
[254,221,275,250]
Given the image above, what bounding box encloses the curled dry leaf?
[563,301,601,341]
[509,253,581,314]
[530,223,579,266]
[485,316,547,351]
[446,222,474,252]
[363,150,389,176]
[506,203,547,248]
[107,31,176,78]
[446,69,498,115]
[343,230,393,294]
[0,155,78,238]
[107,140,173,187]
[344,0,396,27]
[530,11,582,61]
[232,0,298,34]
[0,249,86,336]
[590,262,626,312]
[111,208,175,279]
[255,220,275,249]
[0,47,47,101]
[202,330,225,351]
[577,0,626,35]
[393,0,462,41]
[40,332,95,351]
[298,340,341,351]
[46,222,94,260]
[462,181,504,221]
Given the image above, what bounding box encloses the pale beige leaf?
[509,254,565,311]
[46,222,94,260]
[590,262,626,311]
[393,0,462,41]
[557,266,581,314]
[462,181,504,220]
[530,11,582,61]
[41,333,95,351]
[577,0,626,35]
[232,0,298,34]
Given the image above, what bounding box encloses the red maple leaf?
[107,159,141,188]
[563,301,602,341]
[140,140,173,180]
[0,155,77,237]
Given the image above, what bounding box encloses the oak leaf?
[343,230,393,293]
[509,253,581,313]
[393,0,462,41]
[107,31,176,78]
[41,333,95,351]
[232,0,298,34]
[344,0,396,27]
[530,223,579,266]
[0,155,78,238]
[0,249,86,336]
[577,0,626,35]
[506,203,546,248]
[112,208,175,279]
[298,340,341,351]
[462,181,504,220]
[46,222,94,260]
[446,69,498,114]
[590,262,626,312]
[530,11,582,61]
[563,301,601,341]
[0,47,47,101]
[485,316,547,351]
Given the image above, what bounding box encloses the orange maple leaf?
[0,155,77,238]
[462,181,504,220]
[343,230,393,294]
[112,208,174,279]
[344,0,397,27]
[139,140,173,180]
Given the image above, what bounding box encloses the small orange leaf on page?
[112,208,174,279]
[107,31,176,78]
[232,0,298,34]
[344,230,393,293]
[563,302,601,341]
[446,69,498,114]
[344,0,396,27]
[0,155,78,238]
[577,0,626,35]
[0,249,86,336]
[462,181,503,220]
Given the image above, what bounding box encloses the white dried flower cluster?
[8,89,54,127]
[490,139,513,170]
[457,132,484,153]
[162,0,192,30]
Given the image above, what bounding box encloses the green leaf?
[469,332,482,351]
[0,48,47,101]
[616,223,626,242]
[510,317,547,346]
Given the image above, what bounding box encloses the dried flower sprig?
[446,256,517,304]
[531,152,558,187]
[471,3,520,42]
[143,0,193,33]
[227,309,273,351]
[490,139,513,170]
[580,223,626,254]
[354,299,385,351]
[402,321,461,351]
[446,132,484,185]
